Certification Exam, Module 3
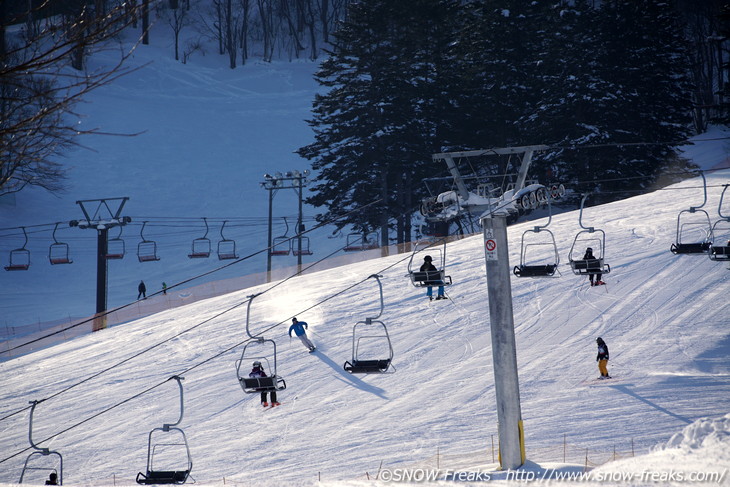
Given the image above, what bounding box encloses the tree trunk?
[226,0,236,68]
[142,0,149,44]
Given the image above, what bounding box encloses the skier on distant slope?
[137,280,147,300]
[596,337,611,379]
[289,317,316,352]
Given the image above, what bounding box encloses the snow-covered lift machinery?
[5,227,30,271]
[709,183,730,261]
[137,221,161,262]
[423,146,564,231]
[343,274,395,374]
[568,194,611,277]
[407,239,453,288]
[671,171,713,254]
[49,223,72,265]
[19,400,63,485]
[235,294,287,395]
[136,376,192,485]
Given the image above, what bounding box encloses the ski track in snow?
[0,31,729,485]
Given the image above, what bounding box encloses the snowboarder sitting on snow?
[420,255,446,300]
[596,337,611,379]
[583,248,604,286]
[249,360,279,407]
[289,317,315,352]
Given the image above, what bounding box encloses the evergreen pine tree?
[297,0,460,244]
[525,0,696,201]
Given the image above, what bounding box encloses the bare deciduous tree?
[0,0,146,197]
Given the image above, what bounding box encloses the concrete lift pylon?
[433,146,542,469]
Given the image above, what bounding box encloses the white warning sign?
[485,231,498,261]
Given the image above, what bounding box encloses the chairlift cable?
[0,199,384,425]
[1,166,726,236]
[0,217,419,467]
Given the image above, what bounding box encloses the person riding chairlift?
[249,361,280,407]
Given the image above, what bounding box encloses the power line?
[0,218,421,466]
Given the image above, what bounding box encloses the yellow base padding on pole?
[519,420,526,465]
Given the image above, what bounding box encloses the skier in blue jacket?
[289,317,316,352]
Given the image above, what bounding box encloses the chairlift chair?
[105,226,126,260]
[137,222,161,262]
[19,400,63,485]
[270,218,291,256]
[671,172,713,254]
[292,236,313,256]
[343,232,363,251]
[49,223,72,265]
[513,199,560,278]
[568,194,611,277]
[343,275,395,374]
[363,235,379,250]
[217,221,238,260]
[235,340,287,394]
[344,232,379,252]
[5,227,30,271]
[136,376,192,485]
[709,184,730,261]
[407,240,453,288]
[188,218,211,259]
[234,294,287,394]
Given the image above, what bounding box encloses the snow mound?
[661,413,730,451]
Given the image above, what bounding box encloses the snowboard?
[582,376,621,387]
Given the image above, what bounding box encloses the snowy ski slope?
[1,169,728,486]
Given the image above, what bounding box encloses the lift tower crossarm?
[432,145,549,203]
[69,197,131,331]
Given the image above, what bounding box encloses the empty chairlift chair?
[291,236,313,256]
[709,183,730,261]
[513,199,560,278]
[136,376,193,485]
[19,400,63,485]
[568,194,611,278]
[234,294,287,395]
[5,227,31,271]
[137,222,161,262]
[671,171,713,254]
[270,218,292,256]
[344,232,379,252]
[343,275,395,374]
[105,226,126,260]
[217,221,238,260]
[188,218,211,259]
[49,223,72,265]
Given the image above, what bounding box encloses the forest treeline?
[1,0,730,246]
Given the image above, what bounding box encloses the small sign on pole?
[485,229,498,261]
